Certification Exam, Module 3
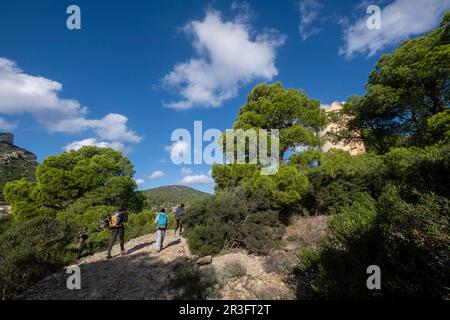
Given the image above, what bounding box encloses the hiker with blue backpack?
[154,208,169,253]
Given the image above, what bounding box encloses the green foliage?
[231,82,327,158]
[383,144,450,198]
[125,209,156,241]
[427,109,450,144]
[212,164,308,219]
[3,179,52,221]
[222,261,247,279]
[172,260,219,299]
[143,185,211,209]
[298,183,450,299]
[331,12,450,153]
[5,146,144,220]
[0,146,149,299]
[184,186,283,256]
[0,215,77,299]
[301,149,385,215]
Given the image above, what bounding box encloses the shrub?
[172,260,219,299]
[0,215,76,299]
[183,187,283,256]
[298,187,450,299]
[125,209,156,241]
[222,261,246,279]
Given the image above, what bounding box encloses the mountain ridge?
[142,185,212,209]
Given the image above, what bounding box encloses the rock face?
[0,135,37,204]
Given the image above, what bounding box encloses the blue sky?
[1,0,449,193]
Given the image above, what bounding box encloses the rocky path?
[18,216,325,300]
[18,231,190,300]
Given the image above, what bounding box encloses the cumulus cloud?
[181,166,193,175]
[179,174,214,185]
[0,117,16,131]
[0,57,141,148]
[298,0,324,40]
[149,170,164,180]
[340,0,450,58]
[135,179,145,186]
[63,138,130,153]
[162,9,285,110]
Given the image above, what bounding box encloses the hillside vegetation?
[143,185,211,209]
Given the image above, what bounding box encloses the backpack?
[157,213,168,230]
[109,211,122,228]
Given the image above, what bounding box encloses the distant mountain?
[142,185,212,209]
[0,137,37,204]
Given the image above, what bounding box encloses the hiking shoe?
[121,250,126,256]
[106,255,112,259]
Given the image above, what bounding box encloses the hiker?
[106,206,129,259]
[154,208,169,253]
[76,227,88,258]
[174,203,185,236]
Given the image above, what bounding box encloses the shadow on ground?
[17,238,219,300]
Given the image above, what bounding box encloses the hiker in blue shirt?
[154,208,169,253]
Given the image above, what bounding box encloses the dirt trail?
[18,216,326,300]
[18,231,190,300]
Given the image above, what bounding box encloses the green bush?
[172,260,219,299]
[0,216,76,299]
[301,149,386,215]
[183,187,283,256]
[188,222,229,256]
[125,209,156,241]
[298,187,450,299]
[222,261,247,279]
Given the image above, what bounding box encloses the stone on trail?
[196,255,212,265]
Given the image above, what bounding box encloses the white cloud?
[63,138,130,153]
[181,166,193,175]
[0,117,16,131]
[179,174,214,185]
[298,0,324,40]
[135,179,145,186]
[165,140,190,162]
[340,0,450,58]
[149,170,164,180]
[162,9,285,110]
[0,57,141,146]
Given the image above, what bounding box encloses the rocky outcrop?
[0,141,37,204]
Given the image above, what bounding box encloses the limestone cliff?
[0,136,37,204]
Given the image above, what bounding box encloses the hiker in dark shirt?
[106,207,129,259]
[174,203,185,236]
[76,227,88,258]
